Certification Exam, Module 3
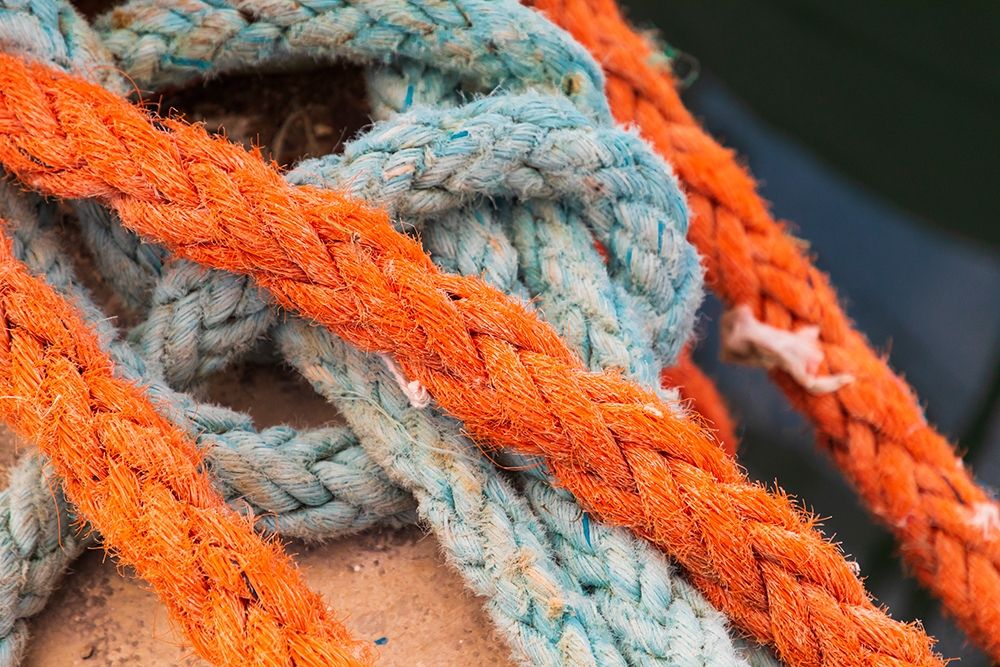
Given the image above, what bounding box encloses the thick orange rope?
[663,349,738,456]
[527,0,1000,657]
[0,224,370,666]
[0,53,941,666]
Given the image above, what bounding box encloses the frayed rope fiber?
[0,52,941,666]
[0,225,372,666]
[0,177,413,666]
[526,0,1000,657]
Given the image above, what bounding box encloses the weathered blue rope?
[93,0,700,366]
[128,260,274,388]
[292,93,699,364]
[96,0,611,119]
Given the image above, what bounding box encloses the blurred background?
[620,1,1000,663]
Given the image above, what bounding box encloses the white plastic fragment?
[720,304,854,395]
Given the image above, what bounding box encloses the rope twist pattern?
[0,219,372,666]
[0,51,940,667]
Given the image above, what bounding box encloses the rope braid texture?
[524,0,1000,658]
[94,0,702,369]
[0,45,946,667]
[0,215,374,664]
[87,0,740,445]
[0,176,415,665]
[0,2,761,666]
[0,2,768,666]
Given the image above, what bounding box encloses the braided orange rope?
[0,225,370,665]
[527,0,1000,657]
[0,52,941,666]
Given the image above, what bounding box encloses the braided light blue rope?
[0,1,784,667]
[97,0,610,119]
[292,93,699,363]
[0,0,127,94]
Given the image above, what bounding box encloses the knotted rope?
[526,0,1000,657]
[0,52,942,667]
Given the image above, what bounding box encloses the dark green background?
[622,0,1000,246]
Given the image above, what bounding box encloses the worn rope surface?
[0,178,414,665]
[88,0,737,444]
[0,52,943,666]
[102,51,754,667]
[0,3,761,665]
[93,0,703,366]
[0,217,373,665]
[526,0,1000,657]
[91,105,760,667]
[0,163,643,667]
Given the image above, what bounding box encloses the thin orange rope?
[0,224,370,666]
[0,52,941,667]
[527,0,1000,657]
[663,348,738,456]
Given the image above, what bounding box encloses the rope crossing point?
[526,0,1000,657]
[0,224,371,667]
[0,53,941,667]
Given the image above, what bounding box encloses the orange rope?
[663,349,738,456]
[527,0,1000,657]
[0,52,941,667]
[0,226,370,665]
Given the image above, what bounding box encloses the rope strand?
[0,218,371,666]
[0,179,408,665]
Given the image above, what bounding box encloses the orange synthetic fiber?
[663,349,738,456]
[597,240,739,456]
[0,53,941,667]
[527,0,1000,657]
[0,229,371,665]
